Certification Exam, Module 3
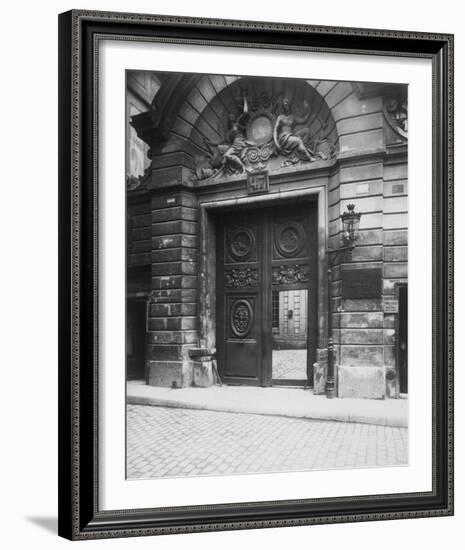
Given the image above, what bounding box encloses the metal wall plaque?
[341,267,382,299]
[247,170,269,194]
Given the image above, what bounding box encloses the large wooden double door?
[216,202,318,386]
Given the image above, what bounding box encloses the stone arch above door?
[131,74,389,183]
[166,76,348,180]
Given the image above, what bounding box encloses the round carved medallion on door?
[228,226,256,262]
[230,299,253,338]
[275,221,305,258]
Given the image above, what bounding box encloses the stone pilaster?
[146,188,200,387]
[335,157,386,399]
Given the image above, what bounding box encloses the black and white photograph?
[125,71,409,480]
[0,0,458,546]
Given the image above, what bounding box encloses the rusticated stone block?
[339,161,383,183]
[147,166,193,189]
[340,312,384,328]
[339,129,384,154]
[149,301,198,317]
[146,360,193,388]
[384,246,408,262]
[149,288,197,304]
[151,261,198,276]
[193,361,214,387]
[383,230,408,246]
[148,316,197,331]
[187,87,208,112]
[343,299,382,312]
[357,230,383,246]
[383,212,408,230]
[340,345,384,366]
[350,245,383,262]
[359,212,383,230]
[151,192,197,210]
[127,252,152,268]
[150,151,195,171]
[340,329,384,345]
[339,179,383,199]
[148,343,193,361]
[383,196,408,214]
[132,227,151,241]
[325,83,353,110]
[128,200,150,216]
[149,330,198,345]
[343,194,383,214]
[152,206,198,223]
[177,102,198,126]
[132,214,151,228]
[333,95,382,122]
[151,220,198,236]
[151,247,198,263]
[151,275,197,290]
[152,234,198,250]
[149,301,197,317]
[132,240,151,253]
[384,163,407,181]
[337,112,384,136]
[384,263,407,278]
[338,365,385,399]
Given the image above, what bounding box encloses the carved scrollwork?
[272,264,310,285]
[384,96,408,140]
[230,299,253,338]
[242,141,275,168]
[225,268,259,288]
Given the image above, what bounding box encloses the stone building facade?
[126,72,408,399]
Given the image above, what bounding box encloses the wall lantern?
[324,203,362,399]
[341,204,362,247]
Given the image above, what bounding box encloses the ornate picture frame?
[58,10,453,540]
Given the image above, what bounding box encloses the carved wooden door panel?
[216,202,317,386]
[270,203,318,386]
[217,212,263,384]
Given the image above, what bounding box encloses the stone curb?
[127,394,408,428]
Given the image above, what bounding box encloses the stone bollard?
[188,348,215,388]
[313,348,328,395]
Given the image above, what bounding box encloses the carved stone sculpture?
[273,97,321,163]
[202,95,254,176]
[194,89,337,182]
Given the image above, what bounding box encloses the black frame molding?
[58,9,454,540]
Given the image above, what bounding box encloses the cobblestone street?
[127,405,408,479]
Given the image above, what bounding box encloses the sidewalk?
[127,381,408,427]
